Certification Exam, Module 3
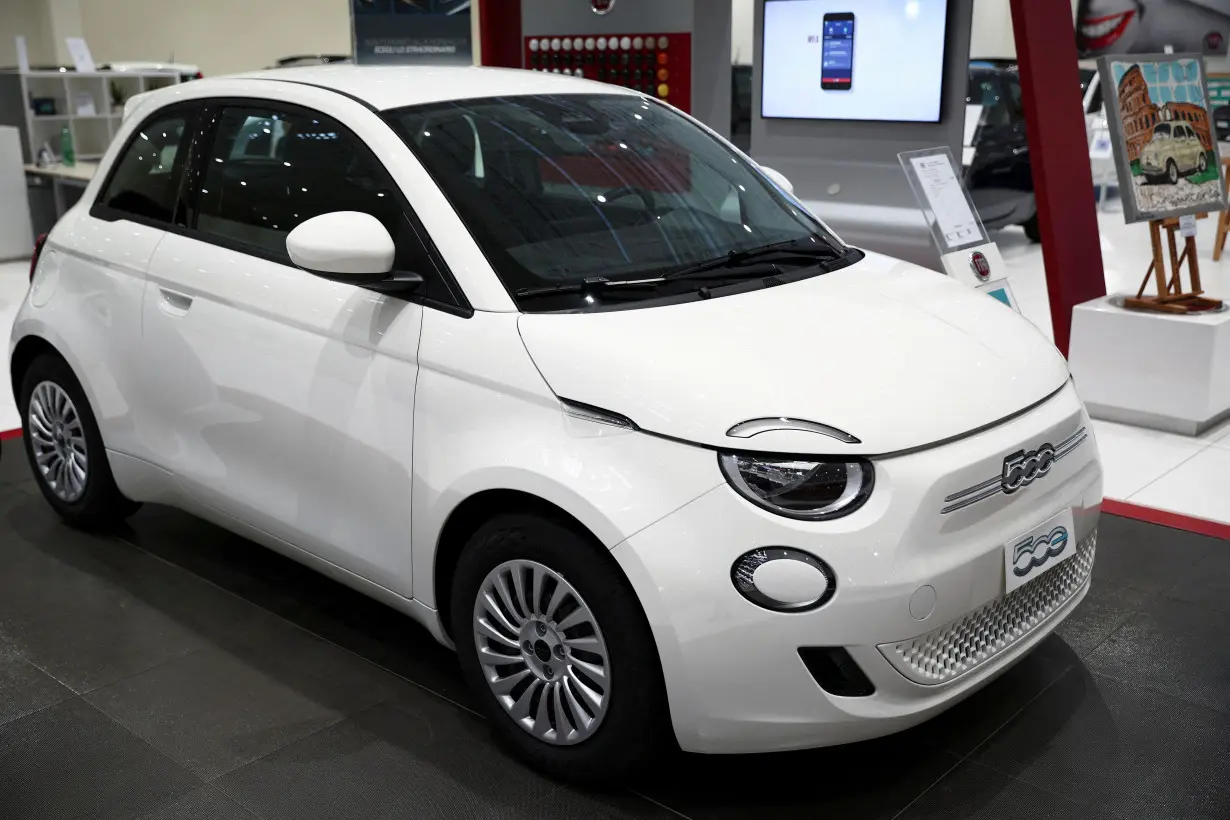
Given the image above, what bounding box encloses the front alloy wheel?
[473,560,611,745]
[27,381,89,503]
[451,513,669,782]
[1168,159,1179,184]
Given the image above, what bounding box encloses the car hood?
[517,251,1070,455]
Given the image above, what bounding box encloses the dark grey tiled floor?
[1,448,1229,819]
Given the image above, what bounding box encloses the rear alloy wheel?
[19,353,141,529]
[452,513,669,782]
[27,381,89,503]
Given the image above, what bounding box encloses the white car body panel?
[409,309,723,609]
[235,64,642,111]
[616,382,1101,752]
[520,253,1070,455]
[140,230,424,594]
[8,66,1103,758]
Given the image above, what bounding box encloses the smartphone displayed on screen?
[821,12,855,91]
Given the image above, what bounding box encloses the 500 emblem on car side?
[1001,443,1056,494]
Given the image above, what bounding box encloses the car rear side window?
[194,106,404,259]
[96,111,194,224]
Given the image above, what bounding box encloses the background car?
[99,61,203,82]
[1214,104,1230,142]
[965,65,1039,241]
[1079,63,1105,118]
[267,55,352,69]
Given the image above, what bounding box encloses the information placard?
[898,146,989,254]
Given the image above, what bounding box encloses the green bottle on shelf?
[60,125,75,167]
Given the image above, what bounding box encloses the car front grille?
[878,529,1096,686]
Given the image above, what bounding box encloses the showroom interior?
[1,0,1229,818]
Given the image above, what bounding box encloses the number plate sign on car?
[1004,508,1076,593]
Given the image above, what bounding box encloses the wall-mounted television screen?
[761,0,950,123]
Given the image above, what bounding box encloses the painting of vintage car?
[1140,119,1209,183]
[1099,53,1226,221]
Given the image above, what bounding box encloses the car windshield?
[386,93,849,309]
[1154,123,1172,139]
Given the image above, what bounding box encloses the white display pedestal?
[1069,296,1230,435]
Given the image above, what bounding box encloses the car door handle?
[159,288,194,316]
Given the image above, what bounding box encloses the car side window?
[195,106,406,257]
[95,110,195,224]
[971,78,1011,128]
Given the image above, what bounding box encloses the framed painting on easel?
[1098,53,1225,313]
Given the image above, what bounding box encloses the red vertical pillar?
[477,0,523,68]
[1010,0,1106,357]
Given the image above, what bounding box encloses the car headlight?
[718,453,874,520]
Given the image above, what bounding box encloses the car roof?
[230,65,638,111]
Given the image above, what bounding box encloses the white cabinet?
[0,69,182,163]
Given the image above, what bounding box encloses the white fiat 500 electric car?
[10,66,1102,780]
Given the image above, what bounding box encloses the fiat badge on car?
[940,426,1088,514]
[591,0,615,14]
[969,251,991,282]
[1001,443,1056,494]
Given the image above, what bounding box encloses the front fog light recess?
[732,548,836,612]
[719,452,874,520]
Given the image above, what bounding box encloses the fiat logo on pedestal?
[969,251,991,282]
[591,0,616,14]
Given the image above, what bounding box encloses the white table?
[24,161,98,217]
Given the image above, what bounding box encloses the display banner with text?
[352,0,472,66]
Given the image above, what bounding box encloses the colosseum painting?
[1101,54,1226,222]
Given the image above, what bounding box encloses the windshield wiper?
[515,276,666,300]
[664,238,839,281]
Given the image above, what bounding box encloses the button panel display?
[523,31,691,113]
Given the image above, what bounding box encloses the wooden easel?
[1126,214,1224,314]
[1212,157,1230,260]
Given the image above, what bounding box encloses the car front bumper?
[612,382,1102,754]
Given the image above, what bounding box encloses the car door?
[1182,124,1203,171]
[56,103,199,464]
[139,100,449,595]
[966,72,1032,228]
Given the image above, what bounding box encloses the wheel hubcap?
[28,381,89,503]
[472,559,611,746]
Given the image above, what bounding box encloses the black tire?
[1022,213,1041,243]
[18,353,141,529]
[451,513,670,783]
[1199,152,1209,174]
[1167,159,1179,184]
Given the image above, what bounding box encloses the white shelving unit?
[0,69,182,164]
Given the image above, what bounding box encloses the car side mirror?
[760,166,794,196]
[286,211,403,286]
